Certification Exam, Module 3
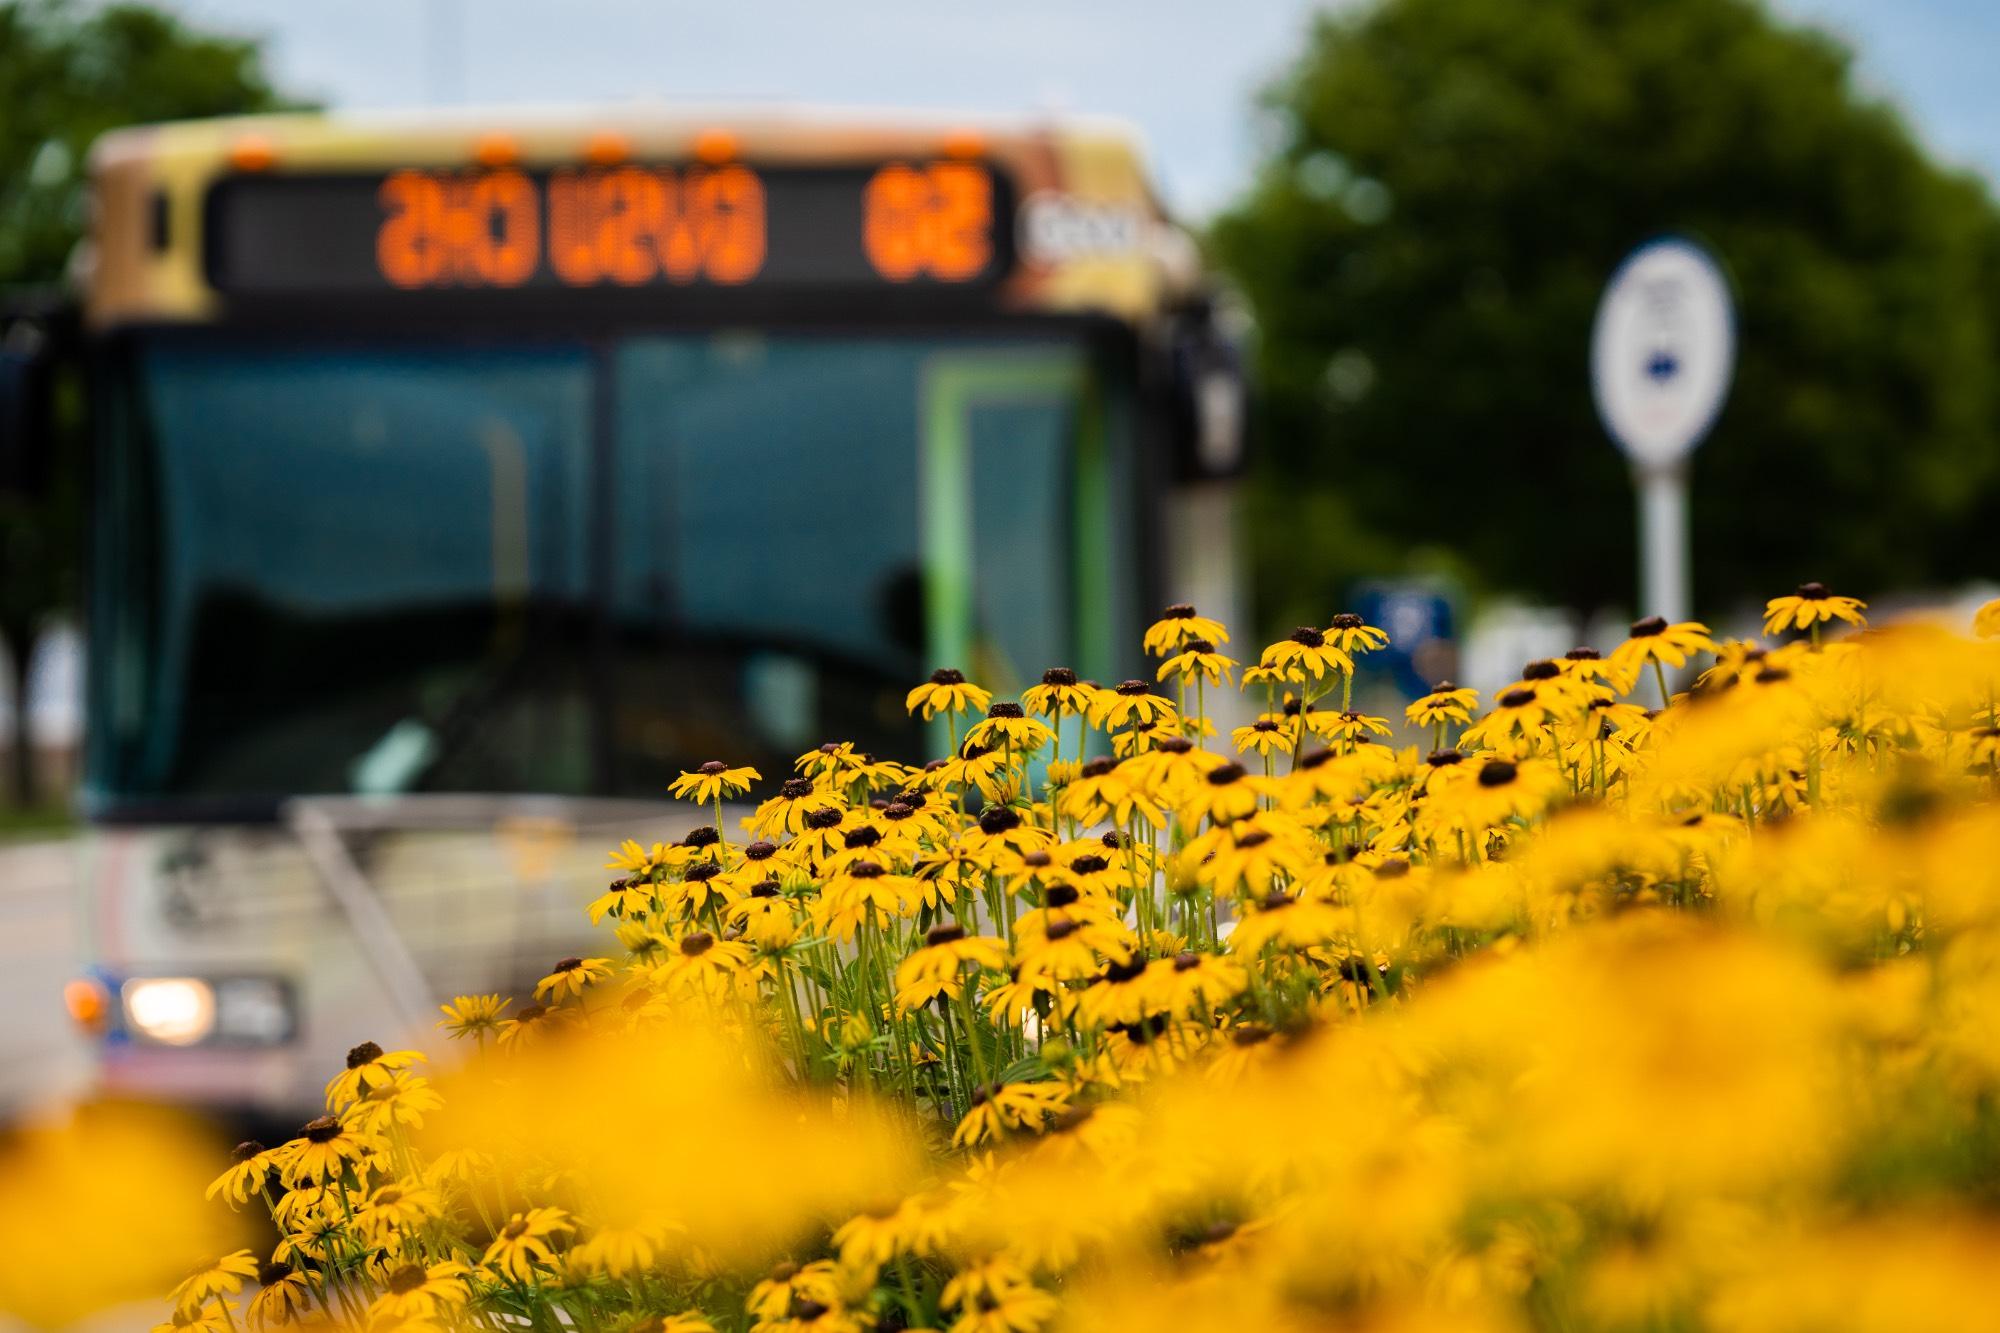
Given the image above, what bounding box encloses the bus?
[0,106,1246,1120]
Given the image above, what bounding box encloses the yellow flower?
[436,993,510,1040]
[1255,626,1354,684]
[369,1260,472,1321]
[1324,612,1390,656]
[1608,616,1715,700]
[906,667,993,719]
[483,1207,572,1282]
[1975,597,2000,638]
[534,955,615,1003]
[1142,602,1231,656]
[1089,679,1179,730]
[323,1041,424,1109]
[1022,666,1096,717]
[965,702,1058,754]
[1157,638,1238,686]
[669,760,762,806]
[205,1140,291,1208]
[1406,681,1480,727]
[1762,581,1868,637]
[1231,716,1295,759]
[952,1080,1070,1146]
[245,1261,312,1330]
[893,923,1009,1012]
[354,1181,444,1245]
[285,1115,382,1187]
[169,1251,259,1317]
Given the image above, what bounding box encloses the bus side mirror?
[1168,310,1249,482]
[0,316,57,497]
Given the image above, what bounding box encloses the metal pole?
[1636,464,1690,624]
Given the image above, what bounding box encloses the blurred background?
[4,2,2000,1314]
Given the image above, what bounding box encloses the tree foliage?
[0,1,289,801]
[1213,0,2000,628]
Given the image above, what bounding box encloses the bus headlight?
[122,977,216,1046]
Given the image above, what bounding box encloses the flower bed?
[165,588,2000,1333]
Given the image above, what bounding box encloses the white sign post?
[1590,237,1735,626]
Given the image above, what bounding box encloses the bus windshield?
[87,331,1138,812]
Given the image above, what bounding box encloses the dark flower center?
[1174,951,1202,972]
[1115,679,1150,696]
[699,760,728,776]
[516,1004,547,1023]
[1232,1023,1274,1047]
[1045,917,1080,941]
[1163,603,1196,619]
[680,931,715,956]
[1755,666,1792,683]
[1236,830,1272,849]
[1157,737,1194,754]
[1080,757,1117,778]
[1186,637,1215,654]
[1041,667,1078,686]
[744,840,776,860]
[804,806,844,830]
[749,880,781,899]
[1289,626,1325,647]
[302,1116,342,1144]
[685,862,721,882]
[882,801,914,821]
[684,825,720,848]
[1023,850,1052,867]
[1207,763,1247,786]
[345,1041,383,1069]
[1431,679,1457,693]
[842,826,882,849]
[502,1218,529,1240]
[1045,883,1080,908]
[1101,830,1129,849]
[1499,687,1536,708]
[987,701,1024,719]
[929,667,966,686]
[232,1140,265,1163]
[1797,581,1830,599]
[780,777,813,799]
[1521,660,1560,680]
[848,861,886,879]
[1427,749,1463,767]
[1252,719,1279,733]
[1330,612,1363,630]
[1479,759,1519,788]
[553,956,583,973]
[1101,956,1147,984]
[925,922,967,947]
[1629,615,1669,637]
[1069,854,1109,875]
[1374,857,1410,878]
[978,806,1022,834]
[1261,890,1293,911]
[1565,647,1600,661]
[259,1261,294,1286]
[1300,748,1335,770]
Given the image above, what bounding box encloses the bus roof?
[86,105,1205,329]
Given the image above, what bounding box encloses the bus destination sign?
[203,161,1013,298]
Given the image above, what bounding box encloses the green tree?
[1213,0,2000,632]
[0,0,291,804]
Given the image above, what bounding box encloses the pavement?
[0,836,92,1118]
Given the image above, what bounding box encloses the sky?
[141,0,2000,220]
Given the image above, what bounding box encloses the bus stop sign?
[1590,237,1735,473]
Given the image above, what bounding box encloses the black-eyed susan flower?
[482,1207,572,1281]
[1089,679,1179,731]
[1022,666,1095,719]
[1157,637,1238,687]
[323,1041,424,1109]
[649,929,754,994]
[1055,757,1166,830]
[749,776,840,839]
[244,1261,312,1330]
[953,1079,1070,1145]
[1308,710,1394,746]
[369,1260,473,1321]
[169,1251,260,1317]
[905,667,992,720]
[966,701,1057,755]
[435,992,511,1042]
[1256,626,1354,685]
[893,922,1009,1012]
[1143,602,1231,656]
[1763,581,1868,641]
[1608,615,1715,704]
[153,1301,240,1333]
[1226,890,1344,954]
[669,759,761,806]
[1231,716,1295,761]
[605,838,678,877]
[570,1225,668,1278]
[205,1140,286,1208]
[1177,761,1270,826]
[1436,756,1566,830]
[1324,611,1390,657]
[534,955,614,1004]
[1406,680,1479,729]
[354,1181,444,1246]
[284,1115,380,1187]
[346,1073,444,1135]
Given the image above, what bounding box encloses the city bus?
[0,106,1246,1119]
